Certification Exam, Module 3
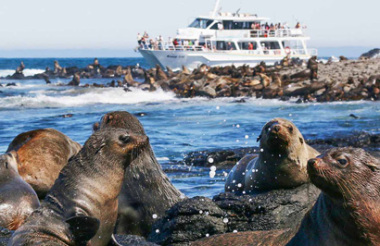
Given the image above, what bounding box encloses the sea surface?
[0,58,379,198]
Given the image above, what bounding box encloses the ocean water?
[0,58,379,198]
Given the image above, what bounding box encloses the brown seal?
[9,127,148,246]
[225,118,319,194]
[0,153,40,230]
[94,111,184,236]
[287,147,380,245]
[6,128,82,199]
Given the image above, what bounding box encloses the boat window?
[222,21,259,30]
[260,41,281,50]
[238,41,257,50]
[189,18,214,29]
[216,41,236,50]
[282,40,303,49]
[210,22,220,30]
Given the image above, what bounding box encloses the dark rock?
[360,48,380,59]
[183,147,259,168]
[149,184,320,245]
[114,235,158,246]
[6,83,16,87]
[148,197,226,245]
[213,184,320,232]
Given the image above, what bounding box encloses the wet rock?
[213,184,320,232]
[114,235,158,246]
[360,48,380,59]
[149,184,320,245]
[148,197,226,245]
[183,147,259,168]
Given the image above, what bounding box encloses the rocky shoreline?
[2,51,380,103]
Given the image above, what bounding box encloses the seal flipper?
[66,216,100,245]
[108,234,122,246]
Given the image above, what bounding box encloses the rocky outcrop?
[149,184,320,246]
[360,48,380,59]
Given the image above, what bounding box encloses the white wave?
[157,157,170,161]
[0,87,176,108]
[0,69,45,77]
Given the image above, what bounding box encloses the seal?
[287,147,380,245]
[6,128,82,199]
[94,111,184,236]
[225,118,319,194]
[9,127,148,246]
[0,153,40,230]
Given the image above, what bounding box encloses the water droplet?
[209,171,216,178]
[199,210,203,214]
[237,183,242,188]
[155,229,160,233]
[152,214,158,219]
[206,233,210,237]
[260,149,264,152]
[233,230,238,233]
[223,218,229,223]
[208,157,214,163]
[236,124,240,128]
[210,166,216,171]
[216,106,220,110]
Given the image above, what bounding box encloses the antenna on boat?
[212,0,221,17]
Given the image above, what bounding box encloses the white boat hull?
[140,49,311,70]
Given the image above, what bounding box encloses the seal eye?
[337,159,348,166]
[119,134,131,144]
[288,126,294,133]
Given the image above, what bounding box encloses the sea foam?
[0,69,45,77]
[0,87,176,108]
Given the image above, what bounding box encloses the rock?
[114,235,158,246]
[150,184,320,245]
[214,184,320,232]
[197,86,216,98]
[183,147,259,168]
[148,197,226,245]
[6,83,16,87]
[360,48,380,59]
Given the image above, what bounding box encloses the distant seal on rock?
[288,147,380,245]
[0,153,40,230]
[6,128,82,198]
[226,118,319,194]
[94,111,184,236]
[9,128,148,246]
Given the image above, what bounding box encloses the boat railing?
[250,28,304,38]
[139,44,317,56]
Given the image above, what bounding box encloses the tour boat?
[138,0,317,70]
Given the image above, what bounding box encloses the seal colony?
[0,112,379,245]
[2,55,380,102]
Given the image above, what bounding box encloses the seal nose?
[273,125,281,133]
[308,158,320,167]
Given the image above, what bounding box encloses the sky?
[0,0,379,57]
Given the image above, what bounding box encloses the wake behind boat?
[138,0,317,70]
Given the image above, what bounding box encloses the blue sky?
[0,0,378,57]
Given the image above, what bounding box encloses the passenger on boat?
[295,22,301,28]
[137,33,142,46]
[173,39,178,46]
[227,42,235,50]
[248,42,254,50]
